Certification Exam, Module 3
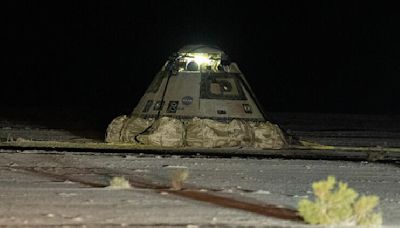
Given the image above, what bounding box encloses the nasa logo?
[181,96,193,105]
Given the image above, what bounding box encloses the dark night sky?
[3,1,400,121]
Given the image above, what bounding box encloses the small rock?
[133,169,147,173]
[9,162,19,167]
[253,190,271,195]
[72,216,83,222]
[125,155,137,159]
[187,225,199,228]
[58,192,78,197]
[223,189,233,193]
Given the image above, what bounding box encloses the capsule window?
[186,61,199,71]
[200,73,246,100]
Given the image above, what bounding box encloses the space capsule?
[106,45,286,149]
[132,44,265,121]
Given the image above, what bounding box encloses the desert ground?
[0,110,399,227]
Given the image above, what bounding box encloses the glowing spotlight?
[192,55,211,65]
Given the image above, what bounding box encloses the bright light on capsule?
[192,55,211,65]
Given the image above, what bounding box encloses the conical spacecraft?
[132,44,265,121]
[106,45,286,149]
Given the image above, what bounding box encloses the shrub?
[298,176,382,227]
[107,176,131,189]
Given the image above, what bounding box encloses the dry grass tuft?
[106,176,131,189]
[168,166,189,190]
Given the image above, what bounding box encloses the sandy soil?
[0,112,399,226]
[0,151,399,227]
